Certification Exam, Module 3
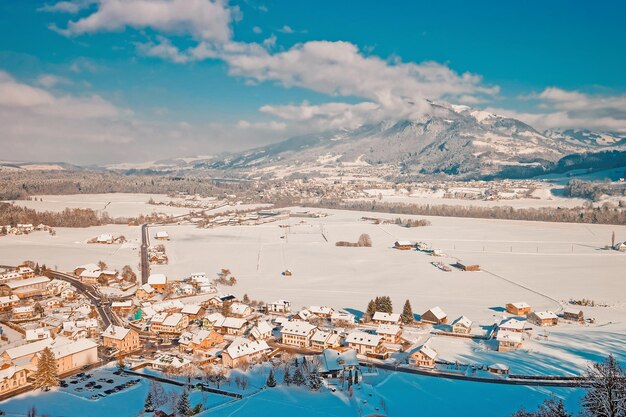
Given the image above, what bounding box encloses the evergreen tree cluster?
[364,296,393,321]
[33,347,59,391]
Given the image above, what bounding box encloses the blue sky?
[1,0,625,163]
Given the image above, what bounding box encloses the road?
[47,270,119,329]
[140,223,150,285]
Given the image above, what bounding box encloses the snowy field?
[0,224,141,272]
[3,193,194,218]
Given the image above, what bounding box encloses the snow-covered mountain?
[197,102,626,179]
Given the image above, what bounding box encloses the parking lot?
[60,368,141,401]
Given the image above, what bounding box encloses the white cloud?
[252,26,262,34]
[36,74,72,88]
[38,1,93,14]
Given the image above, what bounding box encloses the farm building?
[394,240,413,250]
[563,308,584,322]
[528,311,558,327]
[371,312,401,325]
[496,330,523,352]
[488,363,510,375]
[456,262,480,271]
[506,302,531,316]
[422,306,448,324]
[154,231,170,240]
[451,316,472,334]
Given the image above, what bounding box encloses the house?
[371,312,401,325]
[17,267,35,279]
[62,319,99,339]
[528,311,558,327]
[266,300,291,314]
[318,347,360,380]
[180,304,204,320]
[498,318,527,333]
[111,300,134,315]
[154,231,170,240]
[79,269,102,285]
[147,274,168,293]
[346,331,384,355]
[422,306,448,324]
[249,321,273,341]
[41,339,99,374]
[451,316,472,334]
[496,330,523,352]
[310,329,341,351]
[488,363,510,375]
[150,313,189,337]
[563,308,584,322]
[217,317,248,336]
[102,325,140,353]
[12,306,35,320]
[456,262,480,271]
[96,233,114,244]
[377,324,402,344]
[281,321,317,348]
[309,306,334,318]
[394,240,413,250]
[202,312,225,328]
[229,302,253,318]
[222,337,271,368]
[136,283,156,300]
[0,295,19,311]
[294,309,314,321]
[60,287,76,300]
[25,327,52,343]
[73,264,100,277]
[149,353,191,371]
[409,345,437,368]
[0,364,29,395]
[179,330,224,355]
[330,310,356,325]
[506,302,531,316]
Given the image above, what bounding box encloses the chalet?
[421,306,448,324]
[496,330,523,352]
[0,295,19,311]
[189,272,208,283]
[111,300,134,315]
[394,240,413,250]
[409,345,437,368]
[330,310,356,325]
[222,337,271,368]
[62,319,99,339]
[346,331,384,356]
[45,297,62,309]
[25,328,52,343]
[17,267,35,279]
[147,274,168,293]
[376,324,402,344]
[488,363,510,375]
[150,313,189,337]
[12,306,35,320]
[0,271,20,284]
[154,231,170,241]
[79,269,102,285]
[456,262,480,271]
[217,317,248,336]
[0,364,29,395]
[229,302,253,318]
[451,316,472,334]
[310,329,341,351]
[319,347,360,381]
[563,308,584,322]
[309,306,334,318]
[60,287,76,300]
[180,304,204,320]
[249,321,273,341]
[149,253,168,264]
[102,325,140,353]
[371,312,401,325]
[527,311,558,327]
[73,263,99,277]
[178,330,224,355]
[136,283,156,300]
[266,300,291,314]
[96,233,114,244]
[203,312,225,328]
[506,302,531,316]
[294,309,314,321]
[281,321,317,348]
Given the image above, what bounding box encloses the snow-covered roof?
[309,306,334,316]
[0,365,26,381]
[102,325,132,340]
[372,312,401,323]
[155,231,169,238]
[3,338,53,359]
[452,316,472,328]
[319,348,359,373]
[563,308,583,315]
[5,276,50,289]
[346,331,382,347]
[139,283,155,293]
[281,320,316,336]
[0,295,19,304]
[425,306,447,320]
[416,345,437,360]
[204,312,225,325]
[376,324,401,335]
[221,317,247,329]
[25,328,51,342]
[311,329,332,343]
[509,302,530,309]
[250,321,273,338]
[112,300,133,308]
[97,233,113,242]
[330,310,355,323]
[181,304,202,315]
[498,318,526,331]
[148,273,167,285]
[225,337,270,360]
[229,303,251,316]
[80,269,102,279]
[295,309,313,320]
[531,311,558,320]
[13,306,34,314]
[496,330,523,343]
[161,313,185,327]
[395,240,412,246]
[76,263,99,272]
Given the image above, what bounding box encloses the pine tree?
[308,369,322,391]
[283,366,292,386]
[266,369,277,388]
[364,300,376,322]
[176,388,191,417]
[537,397,571,417]
[242,294,250,304]
[582,355,626,417]
[293,367,306,386]
[401,299,414,324]
[144,390,155,412]
[301,356,308,373]
[33,347,59,391]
